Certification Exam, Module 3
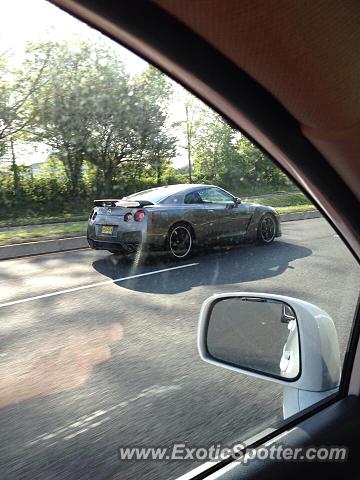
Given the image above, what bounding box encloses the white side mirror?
[198,293,341,418]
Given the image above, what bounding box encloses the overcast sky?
[0,0,189,167]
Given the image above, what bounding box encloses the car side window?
[184,191,204,204]
[162,193,183,204]
[199,187,235,204]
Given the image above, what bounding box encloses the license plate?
[101,225,114,235]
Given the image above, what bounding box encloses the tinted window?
[199,187,234,204]
[162,193,183,204]
[125,188,168,203]
[184,191,204,204]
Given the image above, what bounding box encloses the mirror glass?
[206,297,300,380]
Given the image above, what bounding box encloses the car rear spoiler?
[93,199,154,207]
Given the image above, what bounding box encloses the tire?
[257,213,276,244]
[167,223,193,259]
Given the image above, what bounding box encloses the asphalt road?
[0,218,359,480]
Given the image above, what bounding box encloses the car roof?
[125,184,216,203]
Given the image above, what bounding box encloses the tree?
[32,41,176,197]
[86,64,176,195]
[192,111,240,188]
[236,136,288,190]
[192,110,289,194]
[31,41,101,198]
[23,40,177,200]
[0,43,50,144]
[174,93,203,183]
[131,67,176,187]
[0,43,51,204]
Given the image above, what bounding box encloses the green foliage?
[192,112,290,195]
[0,38,299,224]
[173,94,204,183]
[0,222,87,245]
[0,43,50,145]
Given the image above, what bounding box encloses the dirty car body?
[87,184,281,258]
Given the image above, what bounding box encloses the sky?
[0,0,190,167]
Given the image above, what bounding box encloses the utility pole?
[185,103,193,184]
[10,139,20,205]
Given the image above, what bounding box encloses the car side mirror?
[198,293,341,418]
[235,197,242,204]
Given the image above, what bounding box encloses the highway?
[0,218,359,480]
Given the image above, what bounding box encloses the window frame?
[197,187,236,205]
[47,1,360,478]
[184,190,204,205]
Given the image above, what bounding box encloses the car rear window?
[125,189,168,203]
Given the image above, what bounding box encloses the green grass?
[244,192,311,207]
[244,192,316,214]
[0,212,89,228]
[0,222,87,245]
[276,204,316,214]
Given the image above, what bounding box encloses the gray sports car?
[87,184,281,258]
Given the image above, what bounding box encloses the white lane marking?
[26,384,181,446]
[0,263,199,309]
[63,417,112,440]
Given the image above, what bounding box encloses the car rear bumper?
[87,237,141,254]
[87,223,144,253]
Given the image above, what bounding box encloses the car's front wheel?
[257,214,276,244]
[167,223,193,259]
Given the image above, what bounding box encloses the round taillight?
[134,210,146,222]
[124,212,133,222]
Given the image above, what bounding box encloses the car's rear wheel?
[257,214,276,244]
[168,223,193,259]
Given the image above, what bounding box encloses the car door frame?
[197,186,251,241]
[196,186,235,241]
[216,186,253,239]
